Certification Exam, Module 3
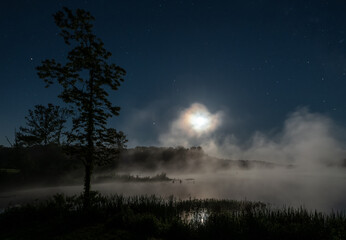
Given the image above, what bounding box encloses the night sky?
[1,0,346,147]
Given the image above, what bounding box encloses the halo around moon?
[159,103,222,147]
[180,103,221,136]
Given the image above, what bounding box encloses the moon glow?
[178,103,221,136]
[159,103,222,146]
[189,112,210,131]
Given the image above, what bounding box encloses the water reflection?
[180,209,209,224]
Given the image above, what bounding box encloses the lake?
[1,167,345,213]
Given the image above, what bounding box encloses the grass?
[0,193,345,239]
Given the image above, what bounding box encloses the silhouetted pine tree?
[36,7,127,208]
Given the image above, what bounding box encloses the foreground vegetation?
[0,193,345,240]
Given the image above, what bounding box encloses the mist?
[160,104,345,168]
[1,103,345,213]
[154,103,346,211]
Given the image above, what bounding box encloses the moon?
[189,112,211,131]
[181,103,221,135]
[159,103,222,146]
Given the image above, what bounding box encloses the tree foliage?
[36,7,127,206]
[16,103,69,146]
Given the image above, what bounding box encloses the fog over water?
[1,105,345,213]
[1,167,345,213]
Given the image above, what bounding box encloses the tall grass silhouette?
[1,193,344,239]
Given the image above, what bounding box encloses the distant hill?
[113,146,287,172]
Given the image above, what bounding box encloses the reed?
[0,193,344,239]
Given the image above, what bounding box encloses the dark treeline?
[0,145,83,190]
[117,146,279,171]
[117,146,205,171]
[0,144,281,191]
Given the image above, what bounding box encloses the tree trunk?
[84,70,95,210]
[83,161,92,209]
